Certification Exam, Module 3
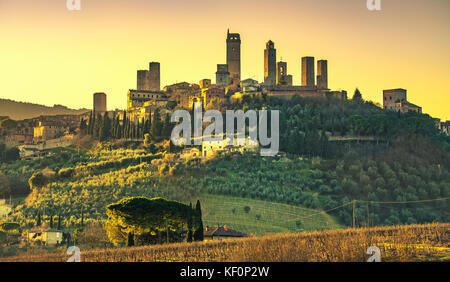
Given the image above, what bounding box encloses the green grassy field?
[200,194,342,236]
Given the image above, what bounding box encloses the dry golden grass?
[2,223,448,262]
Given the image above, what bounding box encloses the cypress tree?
[186,202,193,242]
[36,210,41,227]
[80,207,84,227]
[151,108,162,138]
[114,115,121,139]
[88,111,94,135]
[93,113,103,138]
[122,111,127,138]
[127,232,134,247]
[144,118,151,135]
[101,114,111,141]
[57,212,62,230]
[193,200,204,241]
[162,114,172,138]
[49,214,53,228]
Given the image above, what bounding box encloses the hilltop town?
[1,30,449,158]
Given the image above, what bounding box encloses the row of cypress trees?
[81,109,173,141]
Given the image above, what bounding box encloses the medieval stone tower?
[136,62,160,91]
[226,29,241,85]
[264,40,276,86]
[149,62,160,91]
[317,60,328,90]
[93,92,107,113]
[137,70,150,90]
[302,56,315,86]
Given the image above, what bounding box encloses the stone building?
[199,79,212,89]
[164,82,201,109]
[201,86,225,108]
[383,89,422,113]
[302,57,315,86]
[441,121,450,135]
[127,89,168,110]
[26,228,63,246]
[317,60,328,90]
[203,225,247,241]
[202,134,259,158]
[216,64,230,86]
[264,40,276,86]
[33,121,67,141]
[226,29,241,85]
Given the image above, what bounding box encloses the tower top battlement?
[227,29,241,42]
[266,40,275,49]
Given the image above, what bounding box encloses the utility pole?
[367,201,370,228]
[352,200,356,228]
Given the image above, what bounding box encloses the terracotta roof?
[403,101,421,108]
[204,226,247,237]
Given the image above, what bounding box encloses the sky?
[0,0,449,120]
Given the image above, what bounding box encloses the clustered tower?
[149,62,160,91]
[317,60,328,90]
[137,70,150,90]
[264,40,276,86]
[137,62,161,91]
[302,56,315,86]
[226,29,241,85]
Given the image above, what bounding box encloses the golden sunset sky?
[0,0,449,120]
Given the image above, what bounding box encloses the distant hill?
[0,98,90,120]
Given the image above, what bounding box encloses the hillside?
[200,194,341,235]
[2,223,448,262]
[0,94,449,254]
[0,98,89,120]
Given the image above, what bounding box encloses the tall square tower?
[137,70,150,91]
[149,62,160,91]
[302,57,315,86]
[226,29,241,85]
[264,40,276,86]
[317,60,328,90]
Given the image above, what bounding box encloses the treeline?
[225,89,447,158]
[0,143,19,163]
[57,153,162,179]
[105,197,204,246]
[81,109,173,141]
